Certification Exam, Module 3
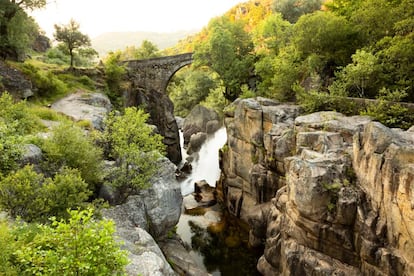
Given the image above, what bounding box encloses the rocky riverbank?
[219,97,414,275]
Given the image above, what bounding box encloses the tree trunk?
[69,48,74,69]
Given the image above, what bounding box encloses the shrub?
[0,92,41,135]
[0,165,91,222]
[361,88,414,129]
[104,107,165,201]
[40,123,104,190]
[1,208,128,275]
[0,121,24,175]
[20,63,68,100]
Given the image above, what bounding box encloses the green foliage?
[200,86,228,117]
[361,88,414,129]
[296,87,358,115]
[329,49,383,98]
[0,208,128,275]
[40,123,104,189]
[54,19,92,68]
[0,120,23,175]
[0,0,45,60]
[104,107,165,201]
[194,16,255,101]
[169,68,218,117]
[121,40,160,60]
[7,9,39,58]
[56,73,96,91]
[239,84,256,99]
[20,62,69,100]
[0,165,91,222]
[44,45,71,65]
[0,92,41,135]
[259,45,302,100]
[273,0,323,23]
[103,51,127,108]
[253,13,291,57]
[292,11,359,68]
[27,104,68,122]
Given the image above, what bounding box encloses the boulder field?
[219,97,414,275]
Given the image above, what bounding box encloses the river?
[176,128,262,276]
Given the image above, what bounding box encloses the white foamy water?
[179,127,227,196]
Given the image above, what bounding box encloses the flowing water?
[179,127,227,196]
[176,128,262,276]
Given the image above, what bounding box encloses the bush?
[104,107,165,201]
[40,123,104,190]
[0,208,128,275]
[0,92,42,135]
[20,63,68,100]
[103,51,126,108]
[0,121,24,175]
[361,88,414,129]
[0,165,91,222]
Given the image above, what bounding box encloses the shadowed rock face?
[126,87,182,164]
[219,97,414,275]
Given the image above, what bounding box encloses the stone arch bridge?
[123,52,193,165]
[125,52,193,94]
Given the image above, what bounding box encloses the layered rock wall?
[219,97,414,275]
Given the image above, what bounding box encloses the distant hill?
[91,30,199,57]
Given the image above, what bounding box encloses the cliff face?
[219,97,414,275]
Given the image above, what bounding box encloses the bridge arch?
[123,53,193,165]
[125,52,193,94]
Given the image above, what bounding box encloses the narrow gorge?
[218,97,414,275]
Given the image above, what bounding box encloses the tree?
[104,107,165,202]
[0,0,45,59]
[273,0,323,23]
[54,19,91,69]
[194,16,255,101]
[121,40,160,60]
[329,50,383,98]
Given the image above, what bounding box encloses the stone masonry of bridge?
[126,52,193,95]
[124,53,193,164]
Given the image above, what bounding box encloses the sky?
[30,0,247,38]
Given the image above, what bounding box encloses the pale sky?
[30,0,247,38]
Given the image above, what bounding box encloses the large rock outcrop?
[219,97,414,275]
[103,157,183,275]
[0,61,33,99]
[51,91,112,130]
[182,105,221,145]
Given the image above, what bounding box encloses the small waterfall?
[180,127,227,195]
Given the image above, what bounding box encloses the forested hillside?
[167,0,414,128]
